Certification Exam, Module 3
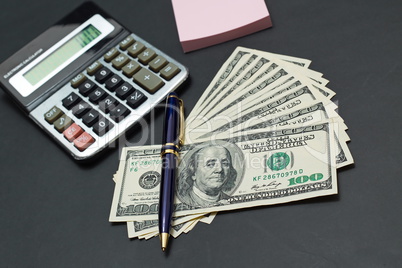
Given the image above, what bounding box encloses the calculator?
[0,2,188,160]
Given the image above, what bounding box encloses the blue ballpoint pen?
[159,92,184,252]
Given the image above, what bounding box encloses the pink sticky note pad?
[172,0,272,53]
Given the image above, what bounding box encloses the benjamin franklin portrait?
[177,142,243,207]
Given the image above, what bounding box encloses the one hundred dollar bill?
[109,121,338,222]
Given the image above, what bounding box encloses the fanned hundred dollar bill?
[109,46,353,241]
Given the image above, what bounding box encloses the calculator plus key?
[62,92,81,109]
[78,80,97,96]
[93,117,114,136]
[126,90,147,109]
[94,67,113,83]
[133,68,165,93]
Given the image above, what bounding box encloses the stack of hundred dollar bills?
[109,47,354,240]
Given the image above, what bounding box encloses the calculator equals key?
[0,2,188,160]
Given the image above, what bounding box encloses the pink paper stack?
[172,0,272,53]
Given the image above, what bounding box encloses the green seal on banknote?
[267,152,290,171]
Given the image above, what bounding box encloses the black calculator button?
[104,47,119,62]
[78,80,97,96]
[99,95,117,113]
[72,101,91,118]
[119,35,135,50]
[115,82,134,100]
[105,74,123,91]
[93,117,114,137]
[109,104,131,123]
[54,114,73,133]
[126,90,147,109]
[94,67,113,83]
[86,61,103,75]
[111,53,130,70]
[137,48,157,65]
[133,68,165,94]
[82,109,100,127]
[122,60,141,78]
[70,73,87,88]
[127,41,145,57]
[44,106,64,124]
[149,56,168,72]
[88,88,107,104]
[62,92,81,109]
[160,63,181,81]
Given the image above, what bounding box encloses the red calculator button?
[63,123,84,142]
[73,132,95,151]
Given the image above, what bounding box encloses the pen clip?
[178,99,185,147]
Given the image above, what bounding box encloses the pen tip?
[162,247,166,252]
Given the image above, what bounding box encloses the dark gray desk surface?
[1,0,401,267]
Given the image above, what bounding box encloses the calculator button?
[54,114,73,133]
[70,73,87,88]
[93,117,113,137]
[78,80,97,96]
[104,74,123,91]
[63,123,84,142]
[104,47,119,62]
[149,56,168,72]
[111,53,130,70]
[44,106,63,124]
[119,36,135,50]
[72,101,91,118]
[86,61,103,75]
[62,92,81,109]
[137,48,157,65]
[122,60,141,78]
[88,88,107,104]
[82,109,100,127]
[94,67,113,83]
[99,95,117,113]
[160,63,181,81]
[73,132,95,151]
[115,82,134,100]
[126,90,147,109]
[133,68,165,93]
[127,41,145,57]
[109,104,131,123]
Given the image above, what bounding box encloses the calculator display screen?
[23,25,101,86]
[9,14,114,97]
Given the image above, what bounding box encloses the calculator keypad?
[38,33,186,157]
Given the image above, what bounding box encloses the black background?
[1,0,401,267]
